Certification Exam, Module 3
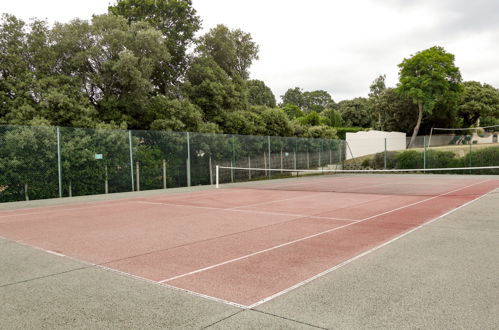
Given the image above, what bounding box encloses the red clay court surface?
[0,175,498,308]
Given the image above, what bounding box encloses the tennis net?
[215,165,499,197]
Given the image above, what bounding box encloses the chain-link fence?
[0,125,346,203]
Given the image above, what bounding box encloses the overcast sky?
[3,0,499,101]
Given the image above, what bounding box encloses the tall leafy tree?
[458,81,499,127]
[302,90,334,113]
[368,74,387,129]
[281,103,303,120]
[184,56,248,123]
[246,79,276,107]
[338,97,372,128]
[196,24,259,79]
[377,88,417,134]
[108,0,201,94]
[397,46,462,147]
[281,87,305,108]
[50,14,170,128]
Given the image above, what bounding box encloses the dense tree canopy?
[1,6,498,143]
[195,24,259,80]
[108,0,201,94]
[458,81,499,127]
[397,46,462,147]
[247,79,276,108]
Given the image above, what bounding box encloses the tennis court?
[1,171,498,311]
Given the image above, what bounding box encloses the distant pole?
[268,136,272,178]
[209,156,213,185]
[248,156,251,180]
[384,138,387,170]
[136,161,140,192]
[186,132,191,187]
[163,159,167,189]
[423,136,427,170]
[105,164,109,194]
[128,131,135,191]
[280,149,283,173]
[56,127,62,198]
[230,160,234,183]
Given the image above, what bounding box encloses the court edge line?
[0,235,250,310]
[246,186,499,309]
[159,179,490,283]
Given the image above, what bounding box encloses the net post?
[128,130,135,191]
[56,126,62,198]
[215,165,219,189]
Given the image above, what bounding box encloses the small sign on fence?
[95,154,103,160]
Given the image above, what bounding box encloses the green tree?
[50,14,170,128]
[0,15,98,127]
[260,108,293,136]
[221,110,265,135]
[296,111,326,126]
[108,0,201,94]
[246,79,276,107]
[302,90,334,113]
[148,96,204,132]
[304,125,337,139]
[368,74,387,129]
[321,108,343,127]
[458,81,499,127]
[397,46,462,147]
[338,97,372,128]
[281,87,305,109]
[377,88,417,133]
[196,24,259,79]
[281,103,303,120]
[184,56,248,123]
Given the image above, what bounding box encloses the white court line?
[247,186,499,309]
[136,201,356,222]
[159,179,490,283]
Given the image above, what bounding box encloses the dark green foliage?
[108,0,201,93]
[260,108,293,137]
[464,147,499,172]
[458,81,499,127]
[296,111,325,126]
[334,127,366,139]
[337,97,372,128]
[281,87,305,109]
[393,150,424,169]
[321,108,343,127]
[195,24,259,80]
[281,104,303,120]
[184,56,248,123]
[369,151,398,169]
[247,79,276,107]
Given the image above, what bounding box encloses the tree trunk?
[408,101,424,148]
